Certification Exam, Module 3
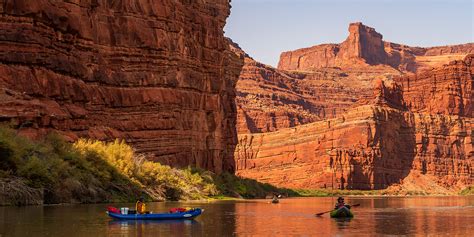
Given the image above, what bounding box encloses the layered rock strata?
[0,0,243,173]
[236,23,473,134]
[236,55,473,190]
[236,105,473,191]
[395,55,473,117]
[233,40,401,133]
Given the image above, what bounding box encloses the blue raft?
[107,208,203,220]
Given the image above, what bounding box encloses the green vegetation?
[72,139,221,201]
[208,172,297,199]
[0,127,143,205]
[0,127,292,205]
[294,189,383,197]
[460,186,474,195]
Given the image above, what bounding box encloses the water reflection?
[0,197,473,236]
[332,217,352,230]
[107,219,201,237]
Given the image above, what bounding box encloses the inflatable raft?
[330,206,353,218]
[107,208,203,220]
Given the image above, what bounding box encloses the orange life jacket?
[136,201,146,214]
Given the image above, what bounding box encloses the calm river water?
[1,196,473,236]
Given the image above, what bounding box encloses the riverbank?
[1,127,471,206]
[0,127,293,206]
[292,168,473,197]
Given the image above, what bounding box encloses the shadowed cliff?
[0,0,244,173]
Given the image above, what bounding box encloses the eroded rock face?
[236,23,473,135]
[236,106,473,190]
[0,0,243,173]
[234,23,474,137]
[235,60,399,133]
[278,22,474,73]
[232,39,401,133]
[236,55,473,191]
[396,54,473,117]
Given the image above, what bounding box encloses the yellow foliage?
[73,139,219,200]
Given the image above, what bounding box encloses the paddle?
[315,204,360,217]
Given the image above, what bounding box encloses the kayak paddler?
[334,197,351,210]
[136,197,147,214]
[271,194,279,204]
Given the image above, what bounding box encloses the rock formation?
[233,39,401,133]
[0,0,243,173]
[234,22,473,192]
[278,22,473,73]
[235,24,473,134]
[236,56,473,190]
[396,55,473,117]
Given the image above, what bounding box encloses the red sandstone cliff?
[0,0,243,173]
[236,105,473,192]
[233,36,401,133]
[236,23,473,134]
[278,22,473,73]
[234,23,472,192]
[396,55,473,117]
[236,54,473,192]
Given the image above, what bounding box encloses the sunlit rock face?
[396,55,474,117]
[236,57,473,190]
[278,22,474,73]
[233,20,473,191]
[232,37,402,134]
[235,23,473,134]
[0,0,243,173]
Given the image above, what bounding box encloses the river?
[1,196,473,236]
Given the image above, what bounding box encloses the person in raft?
[272,195,279,203]
[136,197,147,214]
[334,197,351,210]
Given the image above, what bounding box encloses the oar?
[315,204,360,217]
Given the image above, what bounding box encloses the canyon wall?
[0,0,243,173]
[396,55,473,117]
[233,40,401,133]
[235,62,474,192]
[236,107,472,190]
[236,58,473,190]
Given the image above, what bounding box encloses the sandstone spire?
[278,22,473,72]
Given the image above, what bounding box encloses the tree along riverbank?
[0,127,294,206]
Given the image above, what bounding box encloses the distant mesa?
[278,22,474,73]
[233,22,474,134]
